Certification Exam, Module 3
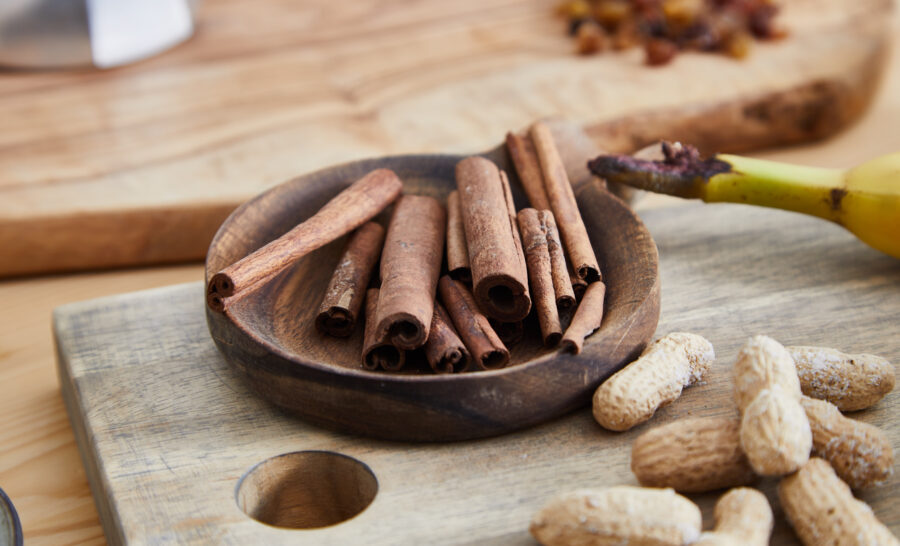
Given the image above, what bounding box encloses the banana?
[588,143,900,258]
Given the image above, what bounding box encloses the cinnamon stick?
[423,303,470,374]
[207,168,403,312]
[456,156,531,322]
[560,281,608,354]
[362,288,405,371]
[439,276,509,370]
[374,195,446,350]
[506,131,551,211]
[569,263,588,302]
[315,222,385,337]
[500,170,528,278]
[530,121,602,284]
[543,211,576,311]
[446,190,471,282]
[517,208,563,347]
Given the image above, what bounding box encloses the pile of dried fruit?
[531,334,898,545]
[557,0,785,65]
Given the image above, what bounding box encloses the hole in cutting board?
[236,451,377,529]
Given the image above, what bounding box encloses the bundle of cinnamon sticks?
[207,121,608,373]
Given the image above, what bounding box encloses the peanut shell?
[733,335,802,409]
[802,395,894,489]
[779,458,899,546]
[631,417,756,493]
[739,386,812,476]
[789,346,895,411]
[593,332,714,431]
[529,486,702,546]
[694,487,773,546]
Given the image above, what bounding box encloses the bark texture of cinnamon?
[362,288,405,371]
[506,132,551,211]
[207,168,403,313]
[530,121,602,284]
[374,195,446,350]
[456,156,531,322]
[542,211,576,311]
[439,276,509,370]
[561,281,607,354]
[423,303,470,374]
[315,221,385,337]
[445,190,471,282]
[500,171,528,281]
[517,208,562,347]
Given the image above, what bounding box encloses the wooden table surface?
[0,0,891,277]
[2,8,900,546]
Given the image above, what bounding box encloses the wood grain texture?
[204,151,660,441]
[5,52,900,543]
[0,264,205,546]
[56,202,899,545]
[206,168,402,312]
[0,0,892,277]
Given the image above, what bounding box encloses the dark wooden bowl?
[205,130,660,442]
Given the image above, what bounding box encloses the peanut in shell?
[631,417,756,493]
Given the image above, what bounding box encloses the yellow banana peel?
[588,144,900,258]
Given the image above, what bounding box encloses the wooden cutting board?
[55,202,899,545]
[1,0,893,277]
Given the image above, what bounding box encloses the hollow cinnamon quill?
[530,121,602,283]
[362,288,405,371]
[561,281,607,354]
[569,264,588,302]
[439,276,509,370]
[315,222,385,337]
[374,195,446,350]
[517,208,562,347]
[207,168,403,312]
[423,303,470,374]
[446,190,471,282]
[456,156,531,322]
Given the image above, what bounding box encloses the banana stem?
[589,143,900,259]
[588,144,846,222]
[706,155,845,222]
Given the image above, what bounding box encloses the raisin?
[576,21,608,54]
[645,38,679,65]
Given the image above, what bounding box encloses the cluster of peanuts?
[530,333,897,545]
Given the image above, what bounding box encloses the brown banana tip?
[587,142,731,195]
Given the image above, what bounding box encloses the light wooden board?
[55,202,899,545]
[1,0,893,276]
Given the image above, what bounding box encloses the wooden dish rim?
[204,152,660,385]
